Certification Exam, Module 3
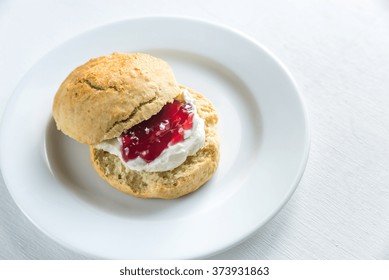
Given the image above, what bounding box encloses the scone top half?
[52,53,180,144]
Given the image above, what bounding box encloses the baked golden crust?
[90,87,219,199]
[52,53,180,144]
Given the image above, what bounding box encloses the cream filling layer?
[95,89,205,172]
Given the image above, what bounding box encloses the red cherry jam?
[120,100,194,163]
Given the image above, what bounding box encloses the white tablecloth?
[1,0,389,259]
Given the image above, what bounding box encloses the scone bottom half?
[90,87,220,199]
[52,53,219,199]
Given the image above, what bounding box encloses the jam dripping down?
[120,100,194,163]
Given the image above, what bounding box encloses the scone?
[52,52,219,199]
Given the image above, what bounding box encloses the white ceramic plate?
[0,17,309,259]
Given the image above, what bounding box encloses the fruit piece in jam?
[120,100,194,163]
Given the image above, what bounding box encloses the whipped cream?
[96,89,205,172]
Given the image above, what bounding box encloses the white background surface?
[0,0,388,259]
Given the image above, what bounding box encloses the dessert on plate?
[52,53,219,199]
